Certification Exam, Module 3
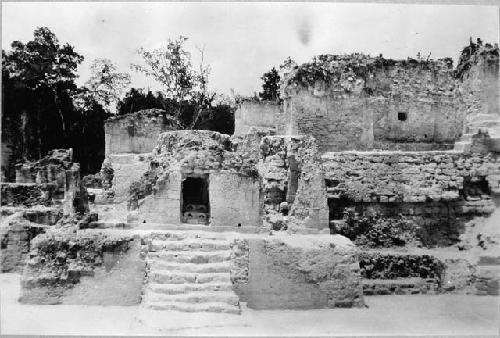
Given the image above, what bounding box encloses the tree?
[85,58,130,113]
[116,88,166,115]
[2,27,107,177]
[131,36,212,126]
[259,67,280,101]
[2,27,83,159]
[131,36,196,102]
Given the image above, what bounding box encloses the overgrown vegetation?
[455,38,499,81]
[2,29,236,180]
[2,27,108,177]
[335,211,420,248]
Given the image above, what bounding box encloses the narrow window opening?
[397,112,408,121]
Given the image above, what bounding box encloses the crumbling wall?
[455,40,499,135]
[1,149,84,213]
[323,150,499,246]
[107,153,150,202]
[322,151,500,202]
[0,212,48,272]
[259,135,329,229]
[20,230,140,304]
[234,101,279,134]
[105,109,180,156]
[234,234,364,309]
[280,55,461,152]
[130,130,263,227]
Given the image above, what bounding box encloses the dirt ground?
[1,273,498,336]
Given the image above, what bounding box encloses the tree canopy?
[85,58,131,113]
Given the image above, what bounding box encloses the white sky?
[2,2,499,96]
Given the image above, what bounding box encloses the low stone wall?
[20,230,141,304]
[232,234,364,309]
[1,212,48,272]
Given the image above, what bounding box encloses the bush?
[336,210,420,248]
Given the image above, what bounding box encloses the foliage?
[455,38,499,81]
[116,88,166,115]
[85,58,130,113]
[335,210,420,248]
[131,36,214,127]
[2,27,106,177]
[116,88,234,134]
[131,36,208,102]
[259,67,280,101]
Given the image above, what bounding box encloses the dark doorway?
[181,175,210,225]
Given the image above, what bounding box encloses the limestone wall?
[210,172,261,228]
[321,151,500,203]
[20,230,142,305]
[107,153,150,202]
[130,131,265,227]
[105,109,180,155]
[134,171,182,224]
[233,235,364,309]
[280,55,462,152]
[260,135,329,229]
[455,42,499,135]
[234,101,279,134]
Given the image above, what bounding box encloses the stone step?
[147,282,234,295]
[147,260,231,273]
[149,239,231,252]
[148,250,231,263]
[146,301,240,314]
[144,290,239,306]
[362,278,438,295]
[150,232,226,241]
[150,271,231,284]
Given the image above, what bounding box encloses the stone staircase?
[142,232,241,314]
[454,113,500,152]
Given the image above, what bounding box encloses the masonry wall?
[105,109,179,156]
[322,150,500,245]
[282,91,374,152]
[135,171,182,224]
[136,171,262,227]
[234,101,280,134]
[455,42,499,135]
[234,236,364,309]
[321,151,500,203]
[210,172,261,228]
[107,154,150,203]
[281,57,462,152]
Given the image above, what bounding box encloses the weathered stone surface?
[0,212,48,272]
[322,151,500,202]
[234,101,280,135]
[20,230,136,304]
[234,234,364,309]
[278,55,460,152]
[105,109,181,156]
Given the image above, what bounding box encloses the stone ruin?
[1,39,499,313]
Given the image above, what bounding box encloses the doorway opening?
[181,174,210,225]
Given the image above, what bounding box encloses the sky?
[2,2,499,96]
